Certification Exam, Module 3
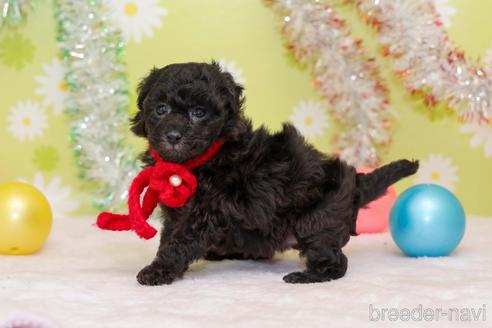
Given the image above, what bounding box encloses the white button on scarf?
[169,174,183,187]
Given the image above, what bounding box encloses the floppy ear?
[137,67,161,110]
[211,61,248,142]
[228,80,245,114]
[130,111,146,137]
[131,68,161,137]
[212,60,244,115]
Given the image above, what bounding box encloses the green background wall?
[1,0,491,218]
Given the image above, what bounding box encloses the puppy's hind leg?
[283,224,350,284]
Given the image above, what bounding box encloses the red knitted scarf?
[96,140,224,239]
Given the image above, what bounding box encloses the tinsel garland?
[348,0,492,122]
[55,0,139,210]
[265,0,393,167]
[0,0,34,29]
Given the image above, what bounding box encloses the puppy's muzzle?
[166,131,182,145]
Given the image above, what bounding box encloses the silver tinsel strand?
[1,0,34,29]
[55,0,139,210]
[349,0,492,122]
[266,0,394,167]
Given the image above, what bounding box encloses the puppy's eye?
[190,106,207,119]
[156,104,170,115]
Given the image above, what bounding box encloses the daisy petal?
[414,154,459,191]
[7,101,47,141]
[109,0,167,43]
[18,173,80,219]
[289,100,329,140]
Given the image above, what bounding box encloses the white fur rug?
[1,216,491,328]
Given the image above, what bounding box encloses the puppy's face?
[132,62,243,163]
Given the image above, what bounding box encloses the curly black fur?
[130,61,419,285]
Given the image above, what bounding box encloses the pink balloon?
[356,167,397,234]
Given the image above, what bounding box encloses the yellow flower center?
[124,2,138,16]
[304,117,313,126]
[431,171,441,180]
[22,117,32,127]
[59,80,69,93]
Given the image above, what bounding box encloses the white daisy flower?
[218,59,246,85]
[460,123,492,158]
[434,0,457,28]
[35,58,67,115]
[414,154,458,191]
[109,0,167,43]
[289,100,329,140]
[19,173,79,219]
[7,100,47,141]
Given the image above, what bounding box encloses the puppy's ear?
[131,68,161,137]
[137,67,161,110]
[212,61,244,115]
[130,111,146,137]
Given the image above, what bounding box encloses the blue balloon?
[390,184,465,257]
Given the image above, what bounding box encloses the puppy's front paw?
[283,271,311,284]
[283,271,332,284]
[137,262,180,286]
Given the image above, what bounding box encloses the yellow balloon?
[0,181,52,255]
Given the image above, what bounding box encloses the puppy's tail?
[356,159,419,208]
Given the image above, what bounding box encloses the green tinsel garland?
[54,0,139,211]
[0,0,35,29]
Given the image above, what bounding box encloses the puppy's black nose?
[166,131,182,144]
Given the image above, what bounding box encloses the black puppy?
[131,61,418,285]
